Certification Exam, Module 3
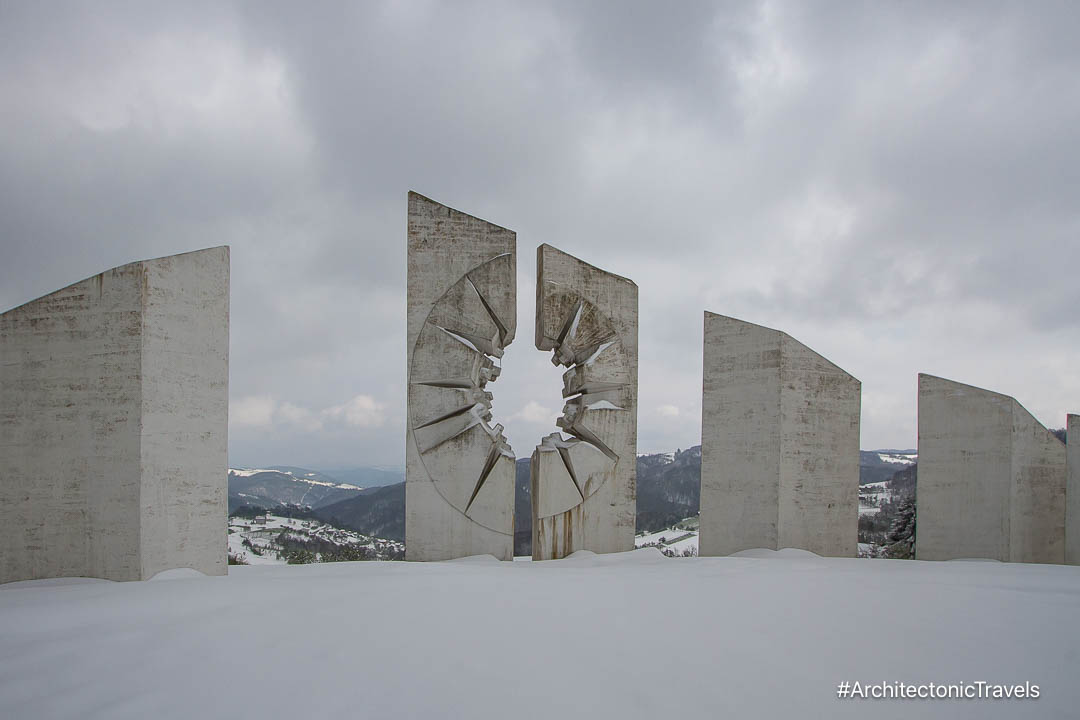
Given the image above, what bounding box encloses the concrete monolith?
[916,374,1066,563]
[0,247,230,583]
[699,312,861,557]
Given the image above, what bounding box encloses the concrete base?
[405,192,516,561]
[0,247,229,583]
[916,374,1066,563]
[699,313,860,558]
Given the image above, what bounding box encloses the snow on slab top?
[2,553,1078,718]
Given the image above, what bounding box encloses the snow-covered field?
[635,527,698,555]
[2,551,1078,719]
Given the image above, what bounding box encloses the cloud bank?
[2,1,1077,466]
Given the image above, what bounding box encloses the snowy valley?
[227,448,920,563]
[227,512,404,565]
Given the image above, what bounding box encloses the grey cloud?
[1,0,1078,466]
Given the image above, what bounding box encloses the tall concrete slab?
[531,244,637,560]
[0,247,229,584]
[699,313,860,557]
[406,192,516,561]
[916,374,1066,563]
[1068,414,1079,565]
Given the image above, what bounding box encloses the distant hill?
[313,483,405,542]
[227,467,365,513]
[858,450,917,485]
[313,467,404,488]
[241,447,915,554]
[634,447,702,534]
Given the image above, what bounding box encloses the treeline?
[275,530,405,563]
[858,463,917,559]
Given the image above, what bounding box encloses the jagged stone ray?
[414,378,475,389]
[465,441,503,514]
[466,275,510,345]
[556,445,586,502]
[413,403,489,454]
[555,299,583,349]
[414,402,480,430]
[561,421,619,462]
[436,324,503,359]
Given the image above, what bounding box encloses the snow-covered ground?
[3,551,1077,719]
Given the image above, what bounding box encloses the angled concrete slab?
[699,313,860,557]
[530,244,638,560]
[0,247,229,583]
[406,192,516,561]
[916,374,1066,563]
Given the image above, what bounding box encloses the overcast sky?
[2,1,1077,469]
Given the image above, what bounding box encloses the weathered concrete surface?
[916,374,1066,563]
[1063,414,1078,565]
[531,244,637,560]
[406,192,516,561]
[0,247,229,583]
[699,313,860,557]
